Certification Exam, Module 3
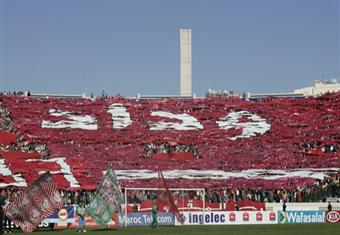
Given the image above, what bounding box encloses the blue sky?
[0,0,339,96]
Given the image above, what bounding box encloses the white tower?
[180,29,192,96]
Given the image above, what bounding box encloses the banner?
[178,211,277,225]
[43,206,75,223]
[278,211,326,224]
[54,212,117,229]
[153,152,193,160]
[86,168,123,228]
[225,200,266,211]
[4,172,64,233]
[326,211,340,223]
[118,212,175,226]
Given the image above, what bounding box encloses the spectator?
[235,202,239,211]
[328,202,332,212]
[132,203,139,212]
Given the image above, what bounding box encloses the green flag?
[86,168,123,228]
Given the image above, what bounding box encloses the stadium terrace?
[0,93,339,190]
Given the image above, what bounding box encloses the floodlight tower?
[180,29,192,97]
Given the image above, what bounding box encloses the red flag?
[157,171,185,224]
[4,172,64,233]
[225,200,266,211]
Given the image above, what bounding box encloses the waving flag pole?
[158,171,185,225]
[86,167,123,229]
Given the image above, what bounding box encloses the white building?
[294,80,340,96]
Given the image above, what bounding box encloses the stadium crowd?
[0,93,339,185]
[124,174,340,206]
[4,173,340,210]
[0,93,339,213]
[0,172,339,211]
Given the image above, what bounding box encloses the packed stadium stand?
[0,93,339,193]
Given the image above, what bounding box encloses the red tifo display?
[0,93,339,190]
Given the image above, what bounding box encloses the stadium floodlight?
[180,29,192,97]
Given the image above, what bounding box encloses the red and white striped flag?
[4,172,64,233]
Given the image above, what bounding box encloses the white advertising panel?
[178,211,277,225]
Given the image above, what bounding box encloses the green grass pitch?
[8,224,340,235]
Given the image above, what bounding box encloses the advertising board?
[326,211,340,223]
[54,212,117,229]
[118,212,175,226]
[278,211,326,224]
[178,211,277,225]
[43,206,75,223]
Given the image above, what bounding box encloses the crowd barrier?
[40,206,340,226]
[12,207,338,228]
